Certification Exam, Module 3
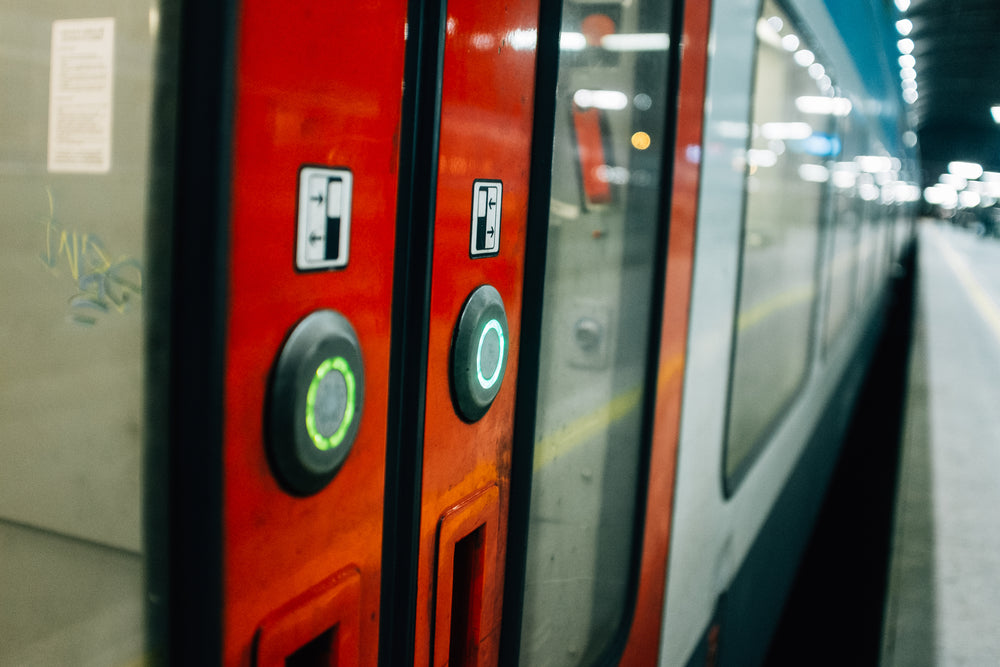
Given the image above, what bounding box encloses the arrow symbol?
[310,192,324,205]
[487,227,495,237]
[309,232,324,245]
[488,197,496,210]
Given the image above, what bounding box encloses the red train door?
[220,2,410,665]
[1,0,695,663]
[152,0,410,664]
[155,1,539,664]
[155,0,696,664]
[403,3,540,666]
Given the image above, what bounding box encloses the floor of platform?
[882,221,1000,666]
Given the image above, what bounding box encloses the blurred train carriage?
[0,0,917,664]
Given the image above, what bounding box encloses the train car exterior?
[0,0,916,665]
[661,0,919,663]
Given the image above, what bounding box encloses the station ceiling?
[904,0,1000,182]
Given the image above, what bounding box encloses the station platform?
[881,221,1000,665]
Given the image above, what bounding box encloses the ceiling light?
[832,164,858,189]
[795,96,853,116]
[602,33,670,52]
[960,191,981,208]
[992,106,1000,123]
[747,149,778,168]
[794,49,815,67]
[940,173,968,189]
[755,19,783,48]
[924,185,957,207]
[895,0,911,10]
[857,155,893,173]
[897,38,914,54]
[761,122,814,140]
[899,54,915,69]
[949,161,984,179]
[573,89,629,110]
[859,183,881,201]
[896,19,913,36]
[560,32,586,51]
[799,164,830,183]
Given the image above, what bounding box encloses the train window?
[823,117,870,351]
[856,175,881,306]
[723,1,828,488]
[874,198,891,292]
[516,0,673,664]
[824,166,858,346]
[0,2,168,662]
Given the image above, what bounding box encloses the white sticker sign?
[296,166,353,271]
[470,179,502,257]
[48,18,115,174]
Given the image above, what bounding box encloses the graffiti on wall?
[38,187,143,325]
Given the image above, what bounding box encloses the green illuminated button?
[305,356,356,451]
[476,319,505,390]
[267,310,365,496]
[451,285,509,422]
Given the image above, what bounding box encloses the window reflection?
[724,0,827,487]
[519,0,673,663]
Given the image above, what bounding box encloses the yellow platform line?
[531,276,815,472]
[936,232,1000,345]
[532,352,685,471]
[533,385,643,470]
[737,282,815,331]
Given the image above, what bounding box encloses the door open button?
[306,357,356,452]
[476,319,504,390]
[451,285,509,422]
[267,310,365,496]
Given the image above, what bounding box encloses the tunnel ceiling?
[905,0,1000,181]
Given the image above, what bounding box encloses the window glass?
[856,181,881,305]
[518,1,673,663]
[824,152,861,349]
[0,2,167,661]
[724,1,828,486]
[874,200,891,289]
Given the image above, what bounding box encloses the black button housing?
[451,285,509,422]
[267,310,365,496]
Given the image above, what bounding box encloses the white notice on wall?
[48,18,115,173]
